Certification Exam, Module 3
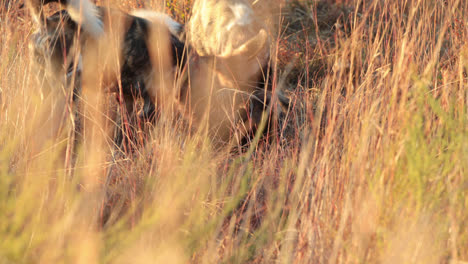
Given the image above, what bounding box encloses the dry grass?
[1,0,467,263]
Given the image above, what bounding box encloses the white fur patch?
[66,0,104,37]
[131,10,182,36]
[227,3,253,30]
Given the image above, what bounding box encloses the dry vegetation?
[1,0,467,263]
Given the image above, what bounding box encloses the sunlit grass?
[1,0,467,263]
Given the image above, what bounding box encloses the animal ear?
[25,0,44,25]
[221,29,268,59]
[25,0,60,25]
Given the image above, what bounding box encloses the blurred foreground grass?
[0,0,467,263]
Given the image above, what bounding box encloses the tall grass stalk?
[0,0,467,263]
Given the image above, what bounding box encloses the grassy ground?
[1,0,467,263]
